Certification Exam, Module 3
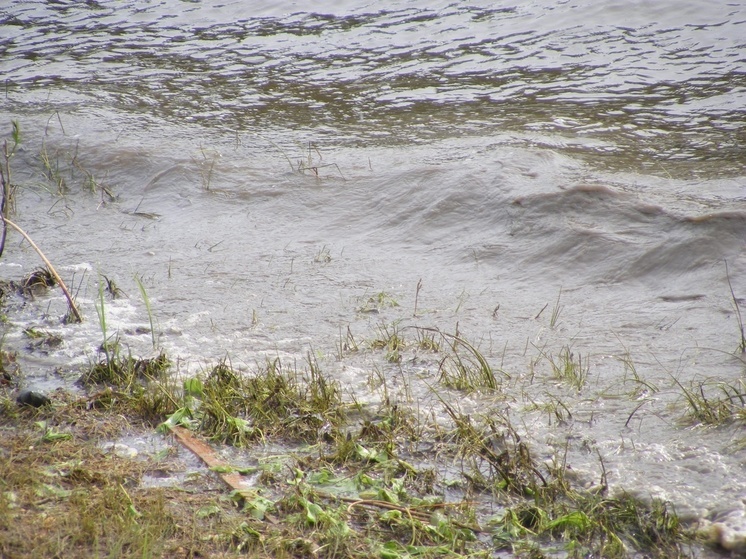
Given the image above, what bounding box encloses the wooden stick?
[2,217,83,322]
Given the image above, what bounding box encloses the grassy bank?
[0,328,698,559]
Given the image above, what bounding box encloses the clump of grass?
[415,328,440,352]
[192,145,219,190]
[438,396,547,496]
[20,267,56,292]
[23,326,63,352]
[314,244,332,264]
[423,327,506,391]
[370,322,406,363]
[83,348,170,387]
[357,291,400,314]
[84,274,169,388]
[336,325,359,359]
[134,274,157,349]
[524,393,573,426]
[40,137,67,194]
[165,355,345,446]
[547,346,589,390]
[617,346,658,399]
[494,493,683,558]
[672,376,746,426]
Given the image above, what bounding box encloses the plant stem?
[2,217,83,322]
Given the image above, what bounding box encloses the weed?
[0,119,20,216]
[314,244,332,264]
[551,288,563,329]
[432,390,546,495]
[134,274,158,349]
[165,356,345,446]
[548,347,589,390]
[192,145,219,190]
[524,393,573,426]
[672,376,746,426]
[295,142,345,180]
[71,140,114,202]
[617,346,658,398]
[370,322,406,363]
[415,328,440,352]
[422,327,505,391]
[533,345,588,390]
[40,138,67,194]
[357,291,400,314]
[414,278,423,317]
[336,325,359,359]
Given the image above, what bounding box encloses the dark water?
[2,1,746,554]
[3,0,745,175]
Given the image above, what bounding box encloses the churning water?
[1,1,745,554]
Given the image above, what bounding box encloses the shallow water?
[2,0,746,554]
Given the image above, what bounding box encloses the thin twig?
[2,217,82,322]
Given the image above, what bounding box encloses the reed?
[725,260,746,353]
[134,274,157,349]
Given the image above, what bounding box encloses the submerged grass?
[672,376,746,426]
[428,327,507,391]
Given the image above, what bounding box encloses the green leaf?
[183,377,204,397]
[42,429,72,442]
[245,495,273,520]
[196,505,221,518]
[305,501,324,524]
[157,407,196,433]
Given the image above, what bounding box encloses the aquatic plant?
[672,376,746,426]
[413,278,423,317]
[0,119,20,215]
[134,274,158,349]
[314,244,332,263]
[370,321,406,363]
[192,145,219,191]
[335,325,359,359]
[419,327,505,391]
[549,346,589,390]
[551,287,564,329]
[357,290,400,313]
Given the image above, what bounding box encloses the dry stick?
[2,217,83,322]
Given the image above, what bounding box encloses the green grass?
[426,327,506,391]
[162,355,345,446]
[370,322,406,363]
[672,376,746,426]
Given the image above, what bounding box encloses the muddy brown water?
[1,1,745,553]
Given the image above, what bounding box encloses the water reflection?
[2,1,744,175]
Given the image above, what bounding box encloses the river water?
[1,1,745,554]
